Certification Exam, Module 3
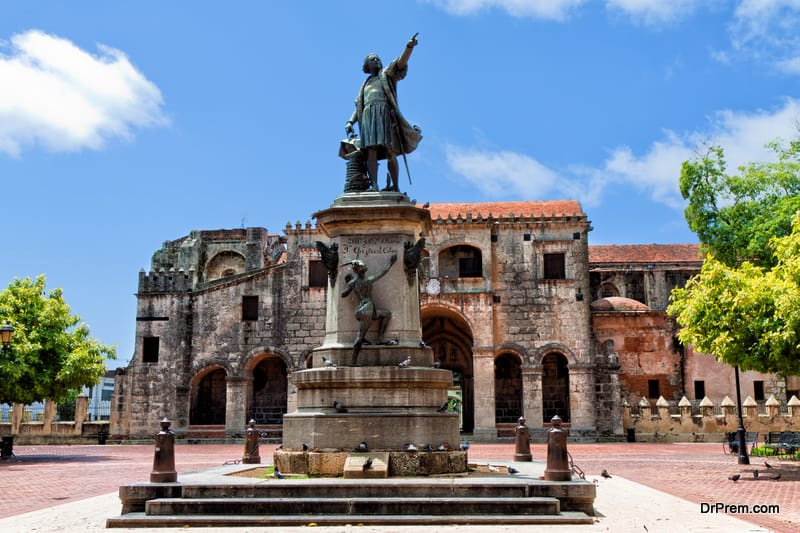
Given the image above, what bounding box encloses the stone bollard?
[150,418,177,483]
[544,415,571,481]
[513,416,532,461]
[242,419,261,464]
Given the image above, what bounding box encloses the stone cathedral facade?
[110,200,721,442]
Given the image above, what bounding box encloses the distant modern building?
[109,200,797,442]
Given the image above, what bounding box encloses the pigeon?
[753,470,759,479]
[728,474,740,482]
[333,400,348,413]
[355,441,368,452]
[437,402,449,412]
[433,360,441,368]
[302,443,308,451]
[398,356,411,368]
[322,357,337,368]
[764,461,773,469]
[438,442,451,451]
[487,464,499,472]
[273,466,284,479]
[459,440,470,451]
[363,457,373,471]
[423,444,433,452]
[601,469,612,479]
[419,341,427,348]
[405,443,418,452]
[508,466,520,474]
[771,473,781,480]
[422,202,430,208]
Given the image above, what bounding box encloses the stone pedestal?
[279,193,463,474]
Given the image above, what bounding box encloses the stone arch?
[189,364,228,425]
[494,351,523,424]
[205,250,246,281]
[421,303,475,432]
[529,343,578,366]
[540,351,570,423]
[243,351,288,425]
[598,282,619,299]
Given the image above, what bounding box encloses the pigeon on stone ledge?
[601,469,612,479]
[355,441,368,452]
[398,356,411,368]
[333,400,348,413]
[363,457,373,471]
[728,474,740,482]
[323,357,337,368]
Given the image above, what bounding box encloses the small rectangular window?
[242,295,259,321]
[648,379,660,399]
[753,381,765,401]
[308,260,328,288]
[142,336,159,363]
[694,380,705,400]
[543,253,566,279]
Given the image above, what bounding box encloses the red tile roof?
[589,244,701,264]
[426,200,584,220]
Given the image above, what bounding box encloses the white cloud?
[445,99,800,210]
[605,0,705,25]
[445,145,561,195]
[423,0,586,21]
[729,1,800,73]
[0,30,167,157]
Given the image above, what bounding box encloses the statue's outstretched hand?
[345,122,355,138]
[407,33,418,48]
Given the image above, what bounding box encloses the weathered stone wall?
[591,311,682,407]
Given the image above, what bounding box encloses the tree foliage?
[669,214,800,376]
[0,275,116,405]
[679,140,800,268]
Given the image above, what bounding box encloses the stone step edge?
[146,495,561,514]
[107,511,595,528]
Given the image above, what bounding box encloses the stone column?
[43,399,57,434]
[225,376,250,436]
[567,363,597,430]
[522,364,543,429]
[471,347,496,440]
[75,393,89,433]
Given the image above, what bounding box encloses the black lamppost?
[0,323,13,350]
[734,365,750,465]
[0,323,14,459]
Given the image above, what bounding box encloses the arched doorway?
[494,353,522,424]
[541,352,570,423]
[421,307,474,432]
[247,356,288,424]
[190,367,227,425]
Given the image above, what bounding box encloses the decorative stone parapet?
[623,394,800,442]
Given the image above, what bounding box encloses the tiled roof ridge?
[426,200,584,219]
[589,243,701,264]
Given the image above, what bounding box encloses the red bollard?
[544,415,571,481]
[242,419,261,464]
[150,418,177,482]
[514,416,532,461]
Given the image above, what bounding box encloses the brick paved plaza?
[0,442,797,532]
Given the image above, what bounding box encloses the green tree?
[0,275,116,405]
[669,214,800,376]
[679,140,800,268]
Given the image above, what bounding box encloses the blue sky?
[2,0,799,369]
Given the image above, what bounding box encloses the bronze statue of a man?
[345,33,422,192]
[341,254,397,364]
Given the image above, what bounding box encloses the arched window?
[438,245,483,279]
